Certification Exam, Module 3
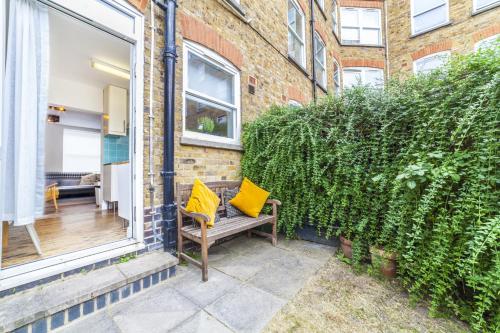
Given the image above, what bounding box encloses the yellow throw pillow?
[229,178,270,218]
[185,179,220,227]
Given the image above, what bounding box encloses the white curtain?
[0,0,49,226]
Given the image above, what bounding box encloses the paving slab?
[205,284,286,333]
[276,236,337,263]
[109,286,200,333]
[170,310,234,333]
[170,266,241,307]
[210,253,270,281]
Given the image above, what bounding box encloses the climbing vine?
[241,48,499,332]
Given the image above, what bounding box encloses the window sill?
[288,55,310,77]
[472,2,500,16]
[314,1,328,20]
[180,136,243,151]
[220,0,247,22]
[341,42,385,48]
[316,82,328,93]
[410,21,453,39]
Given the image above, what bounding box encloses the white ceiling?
[49,8,131,89]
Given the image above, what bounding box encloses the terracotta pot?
[370,246,397,278]
[339,236,353,259]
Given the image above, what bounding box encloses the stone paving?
[58,236,335,333]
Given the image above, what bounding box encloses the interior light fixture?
[49,105,66,112]
[91,58,130,80]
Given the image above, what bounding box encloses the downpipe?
[309,0,317,102]
[153,0,177,253]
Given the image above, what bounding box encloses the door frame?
[0,0,145,290]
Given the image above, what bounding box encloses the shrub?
[241,47,499,332]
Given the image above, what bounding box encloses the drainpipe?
[153,0,177,252]
[149,1,162,244]
[309,0,317,102]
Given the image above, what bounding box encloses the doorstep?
[0,251,178,333]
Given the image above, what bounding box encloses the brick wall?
[387,0,500,75]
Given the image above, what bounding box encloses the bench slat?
[181,214,273,242]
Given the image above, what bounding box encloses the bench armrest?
[266,199,282,206]
[179,206,210,223]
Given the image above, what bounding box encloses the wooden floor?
[2,198,127,268]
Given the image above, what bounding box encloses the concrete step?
[0,251,178,333]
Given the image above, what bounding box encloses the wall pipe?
[309,0,317,102]
[148,1,162,243]
[153,0,177,252]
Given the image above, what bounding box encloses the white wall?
[49,76,103,113]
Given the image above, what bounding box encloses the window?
[413,51,450,74]
[314,33,327,88]
[411,0,449,35]
[289,100,302,107]
[474,0,500,12]
[475,34,499,51]
[332,0,339,35]
[288,0,306,67]
[333,59,341,95]
[343,67,384,88]
[341,8,381,45]
[183,41,240,144]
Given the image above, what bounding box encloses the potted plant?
[369,246,397,278]
[339,235,353,259]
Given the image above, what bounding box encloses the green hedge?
[241,48,499,332]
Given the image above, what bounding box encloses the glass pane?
[187,52,234,104]
[289,33,304,65]
[476,0,499,9]
[361,28,380,45]
[476,35,499,50]
[413,5,447,33]
[363,9,379,28]
[342,28,360,43]
[288,2,303,37]
[413,0,446,14]
[341,8,359,26]
[315,62,326,86]
[314,37,325,64]
[343,70,361,88]
[365,70,384,87]
[415,53,449,74]
[185,96,234,139]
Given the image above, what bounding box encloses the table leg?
[2,221,8,250]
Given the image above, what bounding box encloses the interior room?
[1,5,133,268]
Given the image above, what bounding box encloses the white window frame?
[332,0,339,36]
[473,0,500,12]
[182,40,241,146]
[288,0,307,67]
[411,0,449,35]
[314,32,327,88]
[343,67,384,88]
[340,7,382,46]
[0,0,145,287]
[413,51,451,74]
[333,59,341,95]
[474,34,499,51]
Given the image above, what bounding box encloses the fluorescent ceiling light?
[91,58,130,80]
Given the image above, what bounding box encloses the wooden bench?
[176,181,281,281]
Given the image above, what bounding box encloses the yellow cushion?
[229,178,270,218]
[185,179,220,227]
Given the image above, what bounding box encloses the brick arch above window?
[339,0,384,9]
[126,0,148,12]
[342,58,384,69]
[473,24,500,43]
[315,26,328,45]
[179,13,244,70]
[411,40,452,61]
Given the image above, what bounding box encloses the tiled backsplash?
[104,135,129,164]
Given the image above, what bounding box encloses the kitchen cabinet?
[103,85,128,136]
